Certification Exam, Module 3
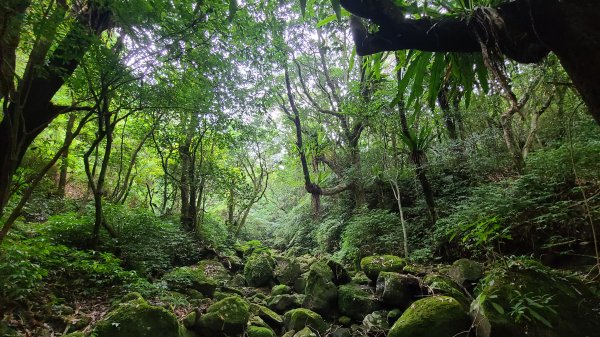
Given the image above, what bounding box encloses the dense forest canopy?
[1,0,599,337]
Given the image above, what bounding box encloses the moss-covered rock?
[244,253,275,287]
[292,326,318,337]
[268,294,301,312]
[293,272,308,293]
[351,271,371,285]
[362,310,390,331]
[251,303,283,329]
[327,259,351,285]
[375,272,423,308]
[161,266,217,297]
[387,296,470,337]
[338,316,352,326]
[338,283,381,321]
[360,255,406,282]
[449,259,482,285]
[197,259,231,285]
[302,262,337,315]
[423,274,470,308]
[275,257,302,285]
[283,308,328,334]
[271,284,292,296]
[248,325,276,337]
[92,297,180,337]
[227,273,246,287]
[195,296,250,336]
[472,259,600,337]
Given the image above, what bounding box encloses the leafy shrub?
[197,212,230,249]
[42,204,203,278]
[336,207,405,265]
[0,234,138,306]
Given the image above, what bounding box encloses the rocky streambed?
[55,250,600,337]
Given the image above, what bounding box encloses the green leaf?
[491,302,505,315]
[406,51,432,108]
[428,52,446,109]
[331,0,342,21]
[348,47,356,76]
[529,309,552,328]
[317,14,337,28]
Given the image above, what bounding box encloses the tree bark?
[57,113,76,197]
[0,2,112,215]
[341,0,600,126]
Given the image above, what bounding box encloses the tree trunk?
[0,3,112,215]
[57,113,76,197]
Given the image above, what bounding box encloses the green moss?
[251,303,283,328]
[337,283,381,320]
[62,333,85,337]
[360,255,406,281]
[338,316,352,326]
[161,266,217,297]
[375,272,421,308]
[196,296,250,336]
[271,284,292,296]
[302,262,337,315]
[247,325,276,337]
[283,308,327,334]
[449,259,482,284]
[387,296,470,337]
[292,326,318,337]
[423,274,470,308]
[92,297,180,337]
[197,259,231,284]
[244,253,275,287]
[275,257,302,285]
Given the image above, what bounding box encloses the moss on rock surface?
[275,257,302,285]
[244,253,275,287]
[248,325,276,337]
[360,255,406,282]
[302,262,337,315]
[376,272,423,308]
[472,259,600,337]
[387,296,470,337]
[92,297,180,337]
[195,296,250,336]
[283,308,328,334]
[337,283,381,321]
[449,259,482,285]
[161,266,217,297]
[423,274,470,308]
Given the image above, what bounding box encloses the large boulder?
[197,259,232,285]
[195,296,250,336]
[251,303,283,329]
[275,257,302,285]
[360,255,406,282]
[283,308,328,334]
[244,253,276,287]
[92,296,180,337]
[161,266,217,297]
[376,272,423,308]
[387,296,471,337]
[248,325,276,337]
[471,259,600,337]
[448,259,482,286]
[337,283,381,321]
[302,262,337,315]
[423,274,470,308]
[268,294,302,312]
[327,259,351,285]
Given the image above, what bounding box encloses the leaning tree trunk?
[340,0,600,126]
[0,3,112,216]
[58,114,76,197]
